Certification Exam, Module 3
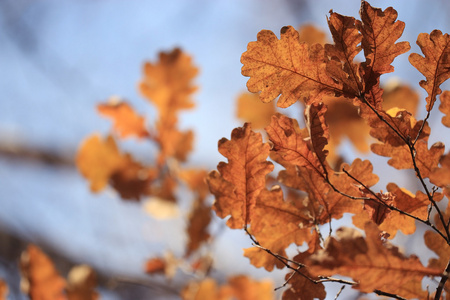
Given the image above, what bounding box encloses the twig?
[342,168,448,242]
[435,259,450,300]
[274,266,301,291]
[334,285,345,300]
[374,289,407,300]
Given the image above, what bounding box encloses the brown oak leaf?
[440,91,450,127]
[241,26,341,108]
[97,100,149,139]
[409,30,450,111]
[308,222,440,298]
[236,92,276,129]
[207,123,273,229]
[20,245,67,300]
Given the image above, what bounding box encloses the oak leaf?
[409,30,450,111]
[430,152,450,191]
[306,102,329,168]
[20,245,67,300]
[371,140,444,178]
[358,1,410,79]
[139,48,198,120]
[298,24,327,45]
[181,276,273,300]
[66,265,99,300]
[76,134,123,192]
[207,123,273,229]
[244,187,314,271]
[241,26,341,108]
[185,204,211,256]
[236,92,276,129]
[440,90,450,127]
[265,114,324,174]
[353,183,431,238]
[326,11,362,96]
[308,222,440,298]
[0,280,7,300]
[97,100,148,139]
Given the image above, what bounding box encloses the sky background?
[1,0,450,299]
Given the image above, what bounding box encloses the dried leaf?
[236,92,276,129]
[139,48,198,120]
[308,222,440,298]
[305,102,329,167]
[298,24,327,45]
[145,252,179,279]
[244,187,313,271]
[66,265,98,300]
[76,135,124,192]
[371,140,444,178]
[430,152,450,190]
[409,30,450,111]
[20,245,67,300]
[185,204,211,256]
[143,197,180,219]
[0,280,8,300]
[353,184,431,238]
[440,91,450,127]
[207,123,273,229]
[97,100,148,139]
[241,26,341,108]
[145,257,166,274]
[266,114,323,174]
[358,1,410,76]
[326,11,362,96]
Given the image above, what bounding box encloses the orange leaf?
[305,102,329,167]
[358,1,410,76]
[139,48,198,120]
[308,222,440,298]
[266,114,323,174]
[145,257,166,274]
[409,30,450,111]
[244,187,314,271]
[282,270,326,300]
[20,245,67,300]
[297,24,327,45]
[185,204,211,256]
[241,26,341,108]
[425,230,450,271]
[440,91,450,127]
[66,265,99,300]
[371,140,444,178]
[97,100,148,139]
[353,184,431,238]
[236,92,276,129]
[207,123,273,229]
[383,83,420,116]
[325,12,362,96]
[225,275,274,300]
[76,134,124,192]
[430,152,450,190]
[0,280,7,300]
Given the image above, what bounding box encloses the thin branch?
[342,168,448,242]
[274,266,301,291]
[435,259,450,300]
[334,285,345,300]
[374,289,407,300]
[406,143,450,241]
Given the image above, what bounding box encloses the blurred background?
[1,0,450,299]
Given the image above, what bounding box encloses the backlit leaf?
[409,30,450,111]
[308,222,440,298]
[207,123,273,229]
[97,100,149,139]
[20,245,67,300]
[241,26,341,108]
[439,91,450,127]
[236,92,276,129]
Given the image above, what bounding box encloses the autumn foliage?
[7,1,450,299]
